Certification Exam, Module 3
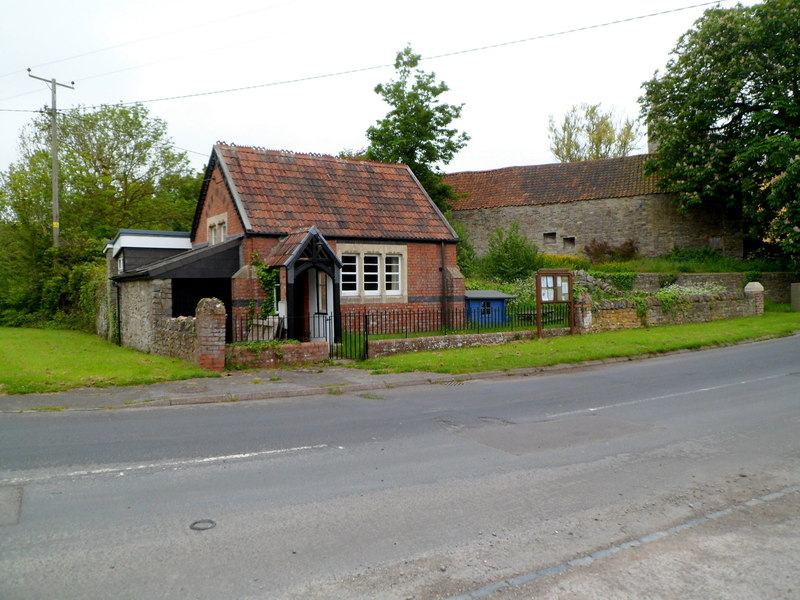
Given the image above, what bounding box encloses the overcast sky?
[1,0,749,176]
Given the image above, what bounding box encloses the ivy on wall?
[251,253,280,318]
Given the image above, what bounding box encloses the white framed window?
[341,254,358,295]
[384,255,401,295]
[117,255,125,273]
[337,243,407,303]
[207,213,227,245]
[363,254,380,295]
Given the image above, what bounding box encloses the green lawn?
[355,310,800,375]
[2,309,798,394]
[0,328,216,395]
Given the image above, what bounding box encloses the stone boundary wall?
[576,288,763,333]
[157,316,197,364]
[631,272,795,303]
[759,273,796,303]
[225,342,329,370]
[367,329,539,359]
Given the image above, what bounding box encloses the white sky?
[0,0,747,176]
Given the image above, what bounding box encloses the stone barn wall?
[451,194,742,259]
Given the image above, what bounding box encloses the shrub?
[613,239,639,261]
[448,217,478,277]
[477,223,542,282]
[584,239,613,263]
[666,245,722,262]
[608,272,636,291]
[583,238,639,263]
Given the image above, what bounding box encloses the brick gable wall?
[194,166,245,246]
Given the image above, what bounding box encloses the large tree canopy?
[548,103,640,162]
[2,103,199,240]
[365,46,470,211]
[0,103,201,326]
[641,0,800,262]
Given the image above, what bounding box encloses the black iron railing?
[230,303,571,361]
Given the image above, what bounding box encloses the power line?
[428,1,728,61]
[89,0,729,109]
[2,0,731,120]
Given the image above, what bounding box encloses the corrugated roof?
[445,154,659,211]
[213,144,457,241]
[465,290,517,300]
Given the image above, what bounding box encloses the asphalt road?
[1,336,798,599]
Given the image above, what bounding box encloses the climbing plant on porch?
[251,253,280,318]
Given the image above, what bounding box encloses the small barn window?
[543,232,557,245]
[562,236,576,249]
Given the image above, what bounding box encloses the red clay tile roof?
[445,154,659,211]
[213,144,457,241]
[264,226,340,268]
[264,228,314,268]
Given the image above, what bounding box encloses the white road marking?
[542,373,785,421]
[1,444,330,485]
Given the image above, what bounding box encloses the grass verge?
[0,328,216,395]
[354,310,800,375]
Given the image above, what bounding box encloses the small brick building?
[103,143,464,353]
[445,154,743,259]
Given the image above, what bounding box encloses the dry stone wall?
[630,272,794,303]
[367,330,538,359]
[575,288,763,333]
[158,317,197,364]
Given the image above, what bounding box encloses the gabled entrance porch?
[264,226,342,343]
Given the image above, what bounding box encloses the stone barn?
[444,154,742,259]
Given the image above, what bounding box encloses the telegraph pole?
[28,69,74,248]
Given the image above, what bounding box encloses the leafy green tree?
[365,45,470,211]
[548,103,640,162]
[448,217,477,277]
[0,103,201,326]
[640,0,800,263]
[478,222,541,282]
